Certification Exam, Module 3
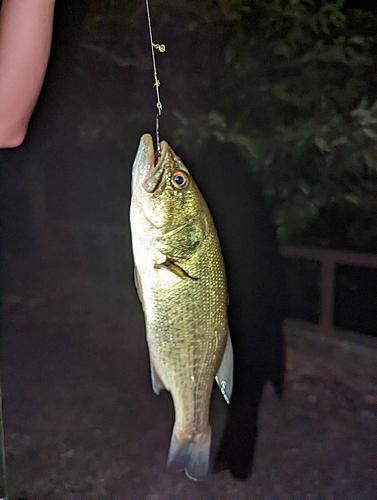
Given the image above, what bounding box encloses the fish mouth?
[132,134,170,194]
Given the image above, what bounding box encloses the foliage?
[171,0,377,249]
[78,0,377,250]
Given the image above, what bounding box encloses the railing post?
[319,256,336,333]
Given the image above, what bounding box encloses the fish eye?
[171,171,189,189]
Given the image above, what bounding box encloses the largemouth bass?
[130,134,233,481]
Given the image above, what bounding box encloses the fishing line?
[145,0,165,155]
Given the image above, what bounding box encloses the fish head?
[131,134,208,259]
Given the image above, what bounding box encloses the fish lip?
[132,134,170,194]
[132,133,154,180]
[156,140,169,167]
[142,140,170,194]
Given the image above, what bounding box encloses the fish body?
[130,134,233,481]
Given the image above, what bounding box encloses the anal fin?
[215,332,233,404]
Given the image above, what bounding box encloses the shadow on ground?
[3,271,376,500]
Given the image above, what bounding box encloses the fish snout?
[131,134,154,190]
[132,135,170,194]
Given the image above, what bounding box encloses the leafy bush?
[171,0,377,249]
[79,0,377,249]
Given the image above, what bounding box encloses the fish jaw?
[131,134,171,195]
[131,135,173,232]
[131,133,154,193]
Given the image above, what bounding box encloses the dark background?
[1,1,376,498]
[2,0,376,335]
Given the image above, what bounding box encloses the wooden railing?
[49,220,376,335]
[281,246,377,334]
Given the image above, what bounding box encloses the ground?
[2,269,376,500]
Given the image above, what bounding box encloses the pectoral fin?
[215,332,233,404]
[150,363,165,395]
[155,258,198,281]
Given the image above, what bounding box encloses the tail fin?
[167,427,211,481]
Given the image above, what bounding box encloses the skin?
[130,135,230,477]
[0,0,55,148]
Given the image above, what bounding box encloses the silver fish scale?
[145,228,227,436]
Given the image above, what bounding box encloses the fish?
[130,134,233,481]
